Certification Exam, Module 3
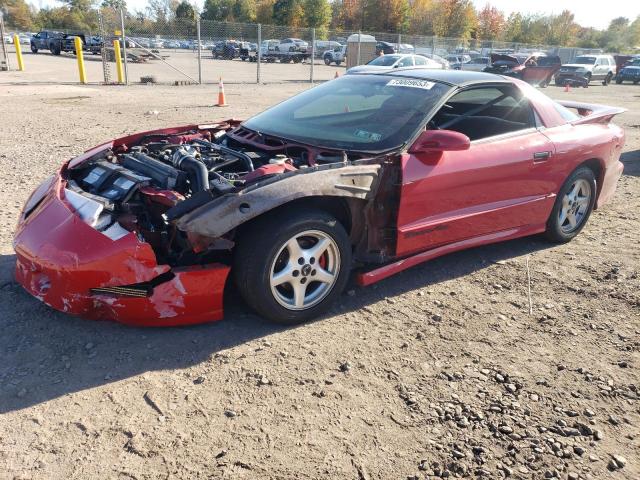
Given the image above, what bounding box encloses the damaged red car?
[14,70,626,326]
[484,53,561,87]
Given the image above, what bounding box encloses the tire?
[335,60,342,66]
[30,44,38,53]
[545,166,597,243]
[634,80,640,85]
[603,72,612,85]
[51,44,61,55]
[616,78,623,84]
[324,56,331,65]
[234,209,352,324]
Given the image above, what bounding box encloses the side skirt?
[356,224,547,286]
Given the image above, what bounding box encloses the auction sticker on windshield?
[386,79,436,90]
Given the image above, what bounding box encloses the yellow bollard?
[113,39,124,84]
[74,36,86,84]
[13,34,24,71]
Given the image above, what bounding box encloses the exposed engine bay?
[65,122,372,267]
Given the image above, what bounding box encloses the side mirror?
[408,129,471,154]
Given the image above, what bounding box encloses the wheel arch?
[234,195,366,244]
[577,158,604,207]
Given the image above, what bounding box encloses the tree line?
[1,0,639,51]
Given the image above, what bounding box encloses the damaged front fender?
[175,163,382,237]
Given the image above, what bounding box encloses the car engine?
[64,125,348,266]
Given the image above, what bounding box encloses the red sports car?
[14,71,626,326]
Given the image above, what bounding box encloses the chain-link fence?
[2,12,605,85]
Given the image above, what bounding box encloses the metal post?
[13,35,24,71]
[356,31,361,65]
[0,12,10,71]
[310,28,315,83]
[196,18,202,84]
[113,40,124,83]
[119,8,129,85]
[431,35,436,55]
[257,24,261,84]
[397,33,401,53]
[74,36,87,83]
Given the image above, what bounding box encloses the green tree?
[175,0,195,20]
[232,0,256,22]
[201,0,234,21]
[101,0,126,9]
[272,0,303,26]
[304,0,330,32]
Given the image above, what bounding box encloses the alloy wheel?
[558,178,592,234]
[269,230,340,310]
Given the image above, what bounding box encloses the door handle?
[533,151,551,162]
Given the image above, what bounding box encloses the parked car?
[446,54,471,69]
[260,39,280,56]
[276,38,308,53]
[460,57,491,71]
[615,57,640,84]
[323,45,347,66]
[376,41,396,55]
[484,53,561,87]
[13,71,626,326]
[18,33,32,45]
[314,40,342,58]
[347,54,443,74]
[213,40,241,59]
[554,54,617,87]
[421,53,450,69]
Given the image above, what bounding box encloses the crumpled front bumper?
[13,175,230,327]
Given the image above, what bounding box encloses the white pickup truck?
[323,45,347,66]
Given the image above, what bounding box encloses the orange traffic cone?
[216,77,228,107]
[334,71,340,78]
[564,82,571,93]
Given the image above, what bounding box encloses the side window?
[431,86,535,141]
[414,56,427,66]
[397,57,414,67]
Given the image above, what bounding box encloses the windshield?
[243,75,452,151]
[368,55,402,66]
[574,56,597,65]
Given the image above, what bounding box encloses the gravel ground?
[0,81,638,480]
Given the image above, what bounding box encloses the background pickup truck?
[30,31,102,55]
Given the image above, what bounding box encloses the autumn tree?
[0,0,34,29]
[476,3,504,40]
[431,0,477,39]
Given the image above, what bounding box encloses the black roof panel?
[373,68,511,86]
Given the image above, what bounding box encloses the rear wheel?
[324,56,331,65]
[603,72,612,85]
[545,167,596,243]
[30,44,38,53]
[234,209,351,324]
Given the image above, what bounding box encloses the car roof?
[381,69,511,86]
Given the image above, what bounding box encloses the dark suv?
[30,31,77,55]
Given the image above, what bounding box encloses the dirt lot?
[0,80,638,480]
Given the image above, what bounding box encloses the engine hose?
[193,139,254,172]
[172,152,209,192]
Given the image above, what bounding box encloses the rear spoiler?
[557,100,626,125]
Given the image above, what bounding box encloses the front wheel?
[234,209,351,324]
[545,167,596,243]
[324,56,331,65]
[603,72,612,85]
[30,44,38,53]
[616,78,623,84]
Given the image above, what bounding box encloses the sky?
[24,0,640,30]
